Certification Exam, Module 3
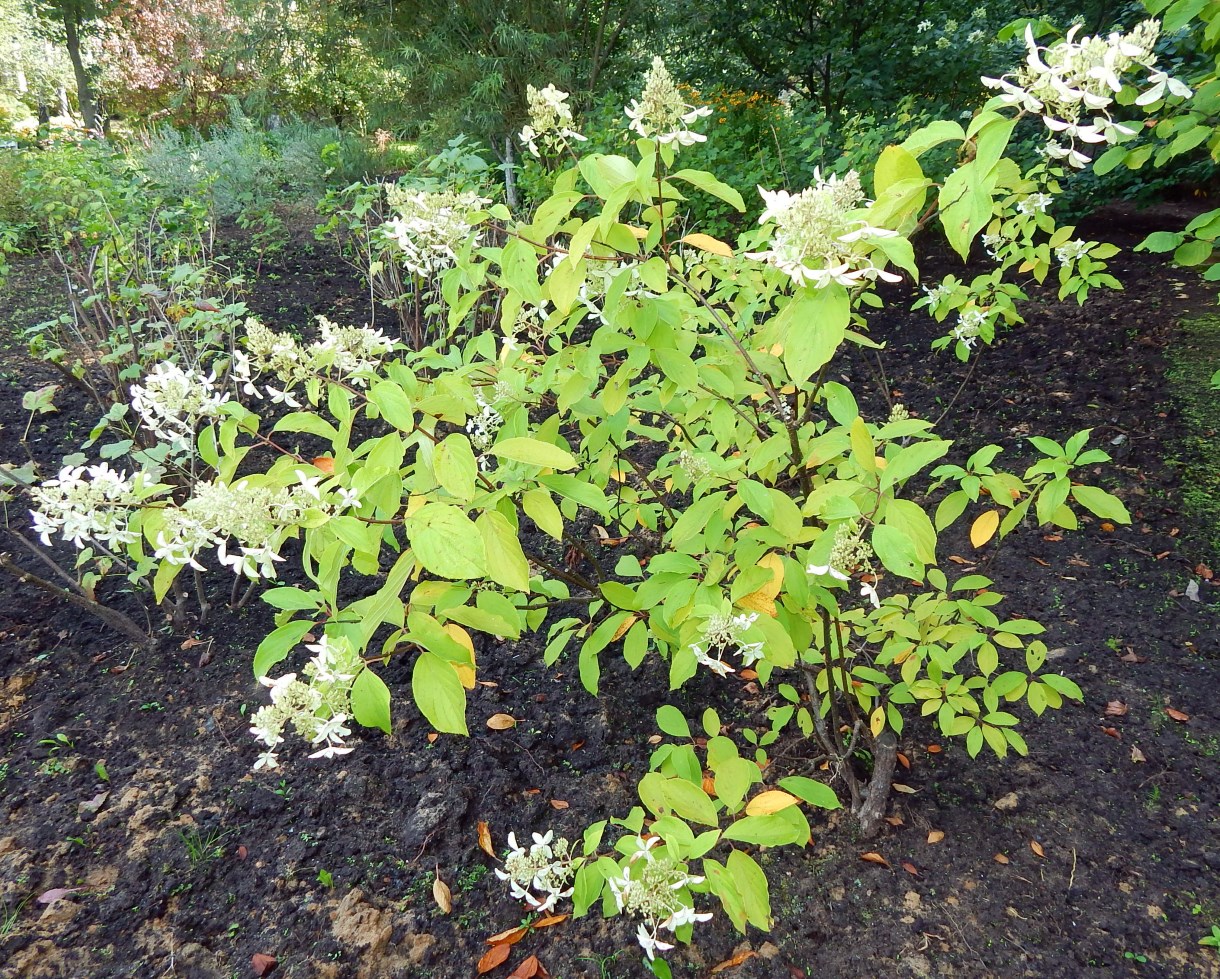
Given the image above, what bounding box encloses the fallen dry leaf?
[1130,745,1147,763]
[236,844,248,861]
[549,799,569,810]
[1030,841,1046,858]
[1166,708,1190,722]
[892,783,917,794]
[896,752,911,770]
[927,830,945,844]
[1196,563,1214,580]
[947,554,973,565]
[1100,521,1116,532]
[926,744,942,754]
[570,741,584,751]
[433,869,453,913]
[1067,555,1091,568]
[1043,533,1064,542]
[860,851,890,868]
[902,862,920,876]
[711,949,758,973]
[994,853,1010,865]
[36,886,83,905]
[477,944,512,973]
[486,713,518,730]
[702,775,717,795]
[993,791,1019,811]
[738,668,759,680]
[427,732,439,743]
[477,821,495,859]
[251,953,278,977]
[485,926,528,947]
[1101,726,1121,740]
[507,954,546,979]
[533,914,569,929]
[884,815,905,827]
[1030,556,1050,567]
[1104,701,1129,717]
[647,734,663,744]
[1120,649,1147,664]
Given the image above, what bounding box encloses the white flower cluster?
[625,57,712,147]
[383,186,491,276]
[607,836,711,961]
[519,84,587,158]
[466,392,504,458]
[982,21,1190,168]
[249,635,363,769]
[234,316,393,404]
[494,831,577,915]
[808,523,880,608]
[747,171,902,289]
[950,307,992,351]
[29,462,151,550]
[153,469,357,580]
[1055,238,1092,264]
[130,363,230,452]
[690,609,764,677]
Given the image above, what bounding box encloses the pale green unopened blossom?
[519,84,587,157]
[690,608,766,676]
[808,522,879,607]
[748,171,902,289]
[625,57,712,147]
[606,836,711,961]
[234,316,393,401]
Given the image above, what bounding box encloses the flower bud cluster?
[130,363,230,452]
[982,21,1189,168]
[808,523,881,608]
[519,84,587,158]
[690,608,764,677]
[248,635,362,770]
[747,171,902,289]
[383,186,491,276]
[625,57,712,147]
[234,316,393,403]
[493,831,576,915]
[606,836,711,961]
[29,462,152,550]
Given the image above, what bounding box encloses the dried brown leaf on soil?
[533,914,569,929]
[902,862,920,876]
[710,948,758,972]
[36,886,83,905]
[1104,701,1129,717]
[486,713,517,730]
[507,954,547,978]
[1131,745,1147,763]
[860,851,890,868]
[485,926,528,946]
[1120,649,1147,663]
[926,744,942,754]
[927,830,945,844]
[1030,841,1046,858]
[896,752,911,770]
[1166,708,1190,722]
[477,821,495,859]
[477,944,511,973]
[251,953,278,976]
[433,869,452,913]
[549,799,569,810]
[1101,726,1121,739]
[893,783,917,794]
[994,853,1010,865]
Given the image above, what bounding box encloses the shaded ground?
[1,203,1218,979]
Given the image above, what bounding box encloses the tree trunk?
[854,730,898,839]
[503,136,518,209]
[62,6,98,131]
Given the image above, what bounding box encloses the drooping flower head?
[383,186,492,276]
[519,83,587,158]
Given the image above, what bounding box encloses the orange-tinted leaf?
[947,555,972,565]
[1100,521,1116,532]
[311,456,335,473]
[739,668,759,680]
[486,713,518,730]
[1155,550,1170,560]
[1030,841,1045,858]
[508,954,544,979]
[427,732,439,743]
[611,614,637,642]
[994,853,1010,865]
[896,752,911,770]
[252,953,278,977]
[1166,708,1190,722]
[860,851,890,868]
[926,744,942,754]
[927,830,945,844]
[478,944,512,974]
[884,815,905,827]
[477,821,495,859]
[1031,556,1050,567]
[1043,533,1063,542]
[570,741,584,751]
[702,775,716,795]
[1104,701,1129,717]
[549,799,569,810]
[902,862,920,876]
[710,949,758,973]
[533,914,569,929]
[485,926,528,947]
[1101,726,1121,740]
[1196,563,1214,580]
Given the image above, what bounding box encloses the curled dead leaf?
[927,830,945,844]
[1101,726,1121,740]
[486,713,518,730]
[477,821,495,859]
[1030,841,1045,858]
[549,799,569,810]
[1166,708,1190,722]
[892,783,917,794]
[860,851,890,868]
[477,943,511,974]
[711,949,758,973]
[884,815,905,827]
[994,853,1010,865]
[896,752,911,770]
[1104,701,1129,717]
[902,862,920,876]
[433,869,452,913]
[485,926,528,946]
[507,954,545,979]
[1130,745,1147,763]
[533,914,569,929]
[251,953,278,977]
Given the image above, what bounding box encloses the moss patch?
[1167,312,1220,557]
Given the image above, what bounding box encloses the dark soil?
[1,203,1219,979]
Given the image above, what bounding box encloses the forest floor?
[0,203,1218,979]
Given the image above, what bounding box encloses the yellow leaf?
[970,510,1000,549]
[737,593,777,617]
[625,225,648,239]
[680,232,734,257]
[611,614,638,642]
[739,553,784,618]
[870,706,885,739]
[744,790,800,816]
[445,624,476,689]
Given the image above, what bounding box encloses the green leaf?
[433,434,477,501]
[253,619,314,677]
[722,806,809,847]
[900,120,965,159]
[669,168,746,211]
[872,524,923,581]
[406,503,487,579]
[538,474,611,516]
[490,437,577,471]
[727,850,773,930]
[713,756,758,811]
[776,284,850,384]
[656,705,691,739]
[351,668,391,733]
[412,651,469,735]
[1136,231,1183,254]
[881,440,951,492]
[261,587,322,611]
[477,511,531,592]
[638,772,719,827]
[777,775,841,810]
[522,487,564,540]
[703,859,748,932]
[883,499,937,565]
[1070,485,1131,523]
[369,381,414,431]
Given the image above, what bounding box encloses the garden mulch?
[1,203,1218,979]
